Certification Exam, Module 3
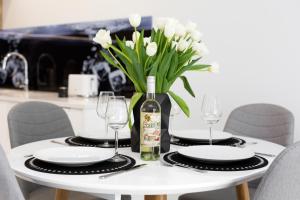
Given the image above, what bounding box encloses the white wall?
[3,0,300,140]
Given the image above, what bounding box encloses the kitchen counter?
[0,89,98,110]
[0,88,131,153]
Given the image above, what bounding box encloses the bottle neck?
[146,77,156,100]
[146,92,155,99]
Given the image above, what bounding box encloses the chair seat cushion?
[29,186,104,200]
[178,186,256,200]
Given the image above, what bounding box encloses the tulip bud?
[154,17,168,31]
[209,62,220,73]
[125,40,135,49]
[177,39,189,52]
[146,42,158,56]
[186,21,197,33]
[192,42,209,56]
[93,29,112,49]
[175,23,186,38]
[191,30,203,42]
[144,37,151,46]
[171,41,178,50]
[164,20,176,39]
[129,14,141,27]
[132,31,140,43]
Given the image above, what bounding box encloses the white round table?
[8,135,284,200]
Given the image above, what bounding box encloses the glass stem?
[104,117,109,146]
[114,130,119,156]
[105,117,108,135]
[209,126,212,145]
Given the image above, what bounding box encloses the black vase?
[131,93,171,153]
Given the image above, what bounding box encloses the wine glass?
[201,94,222,145]
[96,91,114,147]
[106,96,128,162]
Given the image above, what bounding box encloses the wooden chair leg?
[236,182,250,200]
[55,189,69,200]
[145,195,167,200]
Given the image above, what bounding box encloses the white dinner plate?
[172,130,233,142]
[76,130,130,141]
[34,147,114,166]
[178,145,255,163]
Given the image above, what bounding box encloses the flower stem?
[144,57,150,69]
[109,46,132,64]
[135,31,141,62]
[107,48,142,91]
[161,38,169,56]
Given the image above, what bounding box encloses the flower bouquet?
[93,14,219,152]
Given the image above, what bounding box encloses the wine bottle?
[140,76,161,161]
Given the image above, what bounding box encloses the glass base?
[109,154,125,163]
[101,141,111,147]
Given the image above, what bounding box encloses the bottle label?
[141,112,161,147]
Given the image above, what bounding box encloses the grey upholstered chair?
[179,103,294,200]
[8,101,74,148]
[7,101,101,200]
[0,144,25,200]
[224,103,294,146]
[254,141,300,200]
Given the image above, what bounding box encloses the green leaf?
[180,76,195,97]
[178,48,193,67]
[128,92,143,129]
[175,64,210,78]
[100,51,118,68]
[168,91,190,117]
[156,51,173,92]
[166,51,178,80]
[149,54,163,76]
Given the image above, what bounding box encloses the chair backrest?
[254,141,300,200]
[7,101,75,198]
[0,145,25,200]
[8,101,75,148]
[224,103,294,146]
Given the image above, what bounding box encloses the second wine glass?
[96,91,114,147]
[106,96,128,162]
[201,94,222,145]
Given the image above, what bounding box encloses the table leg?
[55,189,69,200]
[144,195,167,200]
[236,182,250,200]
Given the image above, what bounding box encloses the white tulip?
[192,42,209,56]
[209,62,220,73]
[146,42,158,56]
[125,40,135,49]
[129,14,141,27]
[191,30,203,42]
[154,17,168,31]
[187,39,193,46]
[171,41,178,49]
[175,23,186,37]
[144,37,151,46]
[164,19,176,38]
[93,29,112,49]
[186,21,197,33]
[177,39,189,52]
[132,31,140,43]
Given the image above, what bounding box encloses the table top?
[0,89,98,110]
[8,133,284,195]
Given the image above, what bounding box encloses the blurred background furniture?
[7,101,103,200]
[179,103,294,200]
[254,141,300,200]
[0,144,25,200]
